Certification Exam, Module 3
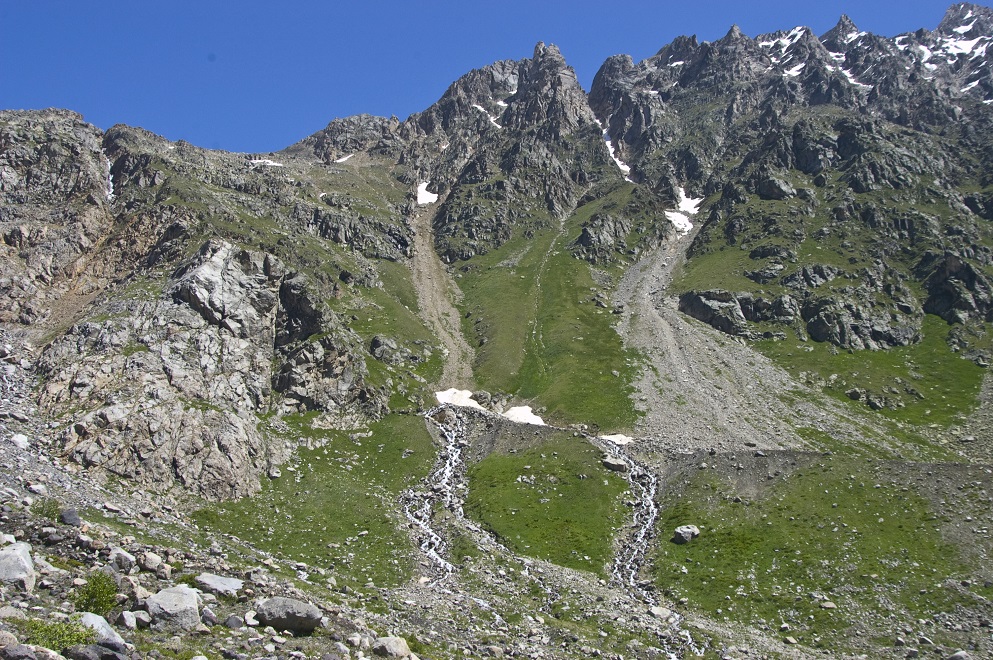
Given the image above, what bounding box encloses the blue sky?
[0,1,969,152]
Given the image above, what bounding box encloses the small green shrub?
[72,570,118,616]
[21,617,96,651]
[32,497,62,522]
[176,573,198,588]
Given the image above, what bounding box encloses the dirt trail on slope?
[614,228,854,453]
[410,205,475,390]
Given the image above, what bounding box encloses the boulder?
[0,606,26,621]
[62,645,127,660]
[115,611,137,631]
[0,631,18,649]
[59,509,82,527]
[223,614,245,629]
[145,585,201,631]
[195,572,243,597]
[0,646,35,660]
[372,636,411,657]
[0,543,35,592]
[601,456,628,472]
[756,176,796,200]
[672,525,700,545]
[78,613,126,651]
[678,290,751,337]
[107,547,135,574]
[137,552,161,572]
[254,596,322,634]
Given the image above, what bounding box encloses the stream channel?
[401,403,702,656]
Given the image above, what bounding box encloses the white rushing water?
[405,398,699,655]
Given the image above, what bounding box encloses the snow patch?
[502,406,545,426]
[664,187,703,233]
[784,62,806,78]
[668,60,685,67]
[417,182,438,205]
[471,104,502,128]
[940,35,986,56]
[436,389,486,411]
[759,26,805,52]
[249,159,284,167]
[602,120,634,182]
[840,68,872,89]
[435,390,546,426]
[954,20,977,34]
[334,153,354,163]
[962,80,980,92]
[601,434,634,446]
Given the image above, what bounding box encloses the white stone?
[0,542,35,592]
[79,612,126,649]
[195,572,243,597]
[146,585,201,631]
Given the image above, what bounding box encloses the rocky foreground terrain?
[3,4,993,659]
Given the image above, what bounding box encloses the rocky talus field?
[3,4,993,659]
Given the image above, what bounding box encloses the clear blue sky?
[0,1,969,153]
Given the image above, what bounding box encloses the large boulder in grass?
[255,597,322,634]
[145,585,201,631]
[672,525,701,545]
[0,543,35,593]
[372,637,412,657]
[195,572,243,598]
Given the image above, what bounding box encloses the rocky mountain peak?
[820,14,861,52]
[936,1,993,37]
[721,24,746,42]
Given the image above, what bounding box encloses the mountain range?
[1,4,992,659]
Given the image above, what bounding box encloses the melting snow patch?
[502,406,545,426]
[942,36,984,56]
[471,104,502,128]
[840,68,873,89]
[763,27,805,51]
[601,434,634,446]
[249,159,284,167]
[436,389,486,411]
[664,187,703,233]
[962,80,980,92]
[954,20,977,34]
[334,153,354,163]
[784,62,806,78]
[676,187,702,214]
[435,389,546,426]
[603,129,633,181]
[417,182,438,205]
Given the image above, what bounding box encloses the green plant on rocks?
[71,570,119,617]
[19,617,96,651]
